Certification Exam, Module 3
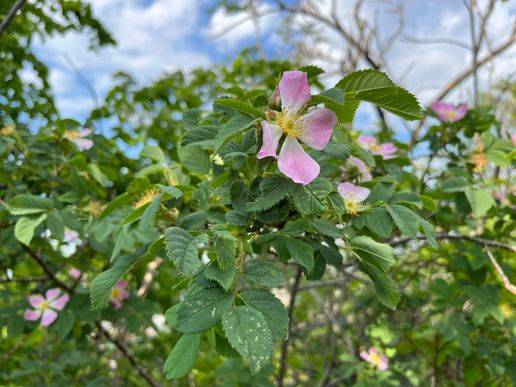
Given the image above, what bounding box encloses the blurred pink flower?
[431,101,467,123]
[512,134,516,146]
[64,228,79,243]
[68,267,83,280]
[110,280,130,310]
[258,71,337,185]
[337,182,370,215]
[24,288,69,326]
[360,347,389,371]
[358,135,397,159]
[345,156,372,182]
[64,129,94,150]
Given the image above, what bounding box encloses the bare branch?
[485,247,516,295]
[0,0,27,38]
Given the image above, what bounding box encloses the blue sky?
[33,0,515,144]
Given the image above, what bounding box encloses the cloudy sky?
[34,0,515,137]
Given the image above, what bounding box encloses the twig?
[96,322,162,387]
[0,0,27,37]
[277,265,303,387]
[0,275,48,283]
[390,233,515,253]
[21,244,162,387]
[485,247,516,295]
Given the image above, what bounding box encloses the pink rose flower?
[344,156,372,182]
[258,71,337,185]
[360,347,389,371]
[64,228,79,243]
[24,288,69,326]
[431,101,468,123]
[512,133,516,146]
[110,280,130,310]
[357,135,397,159]
[68,267,83,280]
[64,128,94,150]
[337,182,370,215]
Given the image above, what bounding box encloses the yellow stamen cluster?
[345,200,360,216]
[0,124,15,136]
[64,130,80,140]
[86,201,107,217]
[276,111,302,138]
[111,287,122,300]
[37,300,50,311]
[132,188,160,209]
[446,111,457,120]
[470,142,487,173]
[370,353,382,366]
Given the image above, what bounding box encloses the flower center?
[345,200,360,215]
[370,353,382,366]
[111,287,121,300]
[276,111,302,138]
[446,111,457,120]
[132,188,161,209]
[371,143,381,152]
[64,130,80,140]
[37,300,50,311]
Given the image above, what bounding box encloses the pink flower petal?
[378,355,389,371]
[379,143,397,159]
[257,121,282,159]
[298,108,336,150]
[64,228,79,242]
[116,279,128,290]
[359,351,371,361]
[278,137,320,185]
[358,135,377,147]
[45,288,61,301]
[279,71,311,113]
[51,294,70,311]
[28,295,45,308]
[79,128,92,137]
[348,156,372,182]
[455,103,468,121]
[369,347,378,355]
[40,309,58,326]
[24,309,41,321]
[337,182,370,202]
[111,299,123,310]
[69,268,82,279]
[512,134,516,146]
[72,139,94,150]
[119,290,130,301]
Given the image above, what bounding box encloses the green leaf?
[246,175,295,212]
[358,260,400,309]
[214,99,266,119]
[141,145,165,163]
[311,218,342,238]
[386,204,420,237]
[14,214,47,245]
[46,210,65,241]
[138,193,162,230]
[292,178,333,216]
[286,238,314,272]
[164,227,208,275]
[176,287,232,333]
[7,194,53,215]
[163,334,200,380]
[222,306,273,372]
[100,193,134,220]
[465,188,495,218]
[178,145,211,175]
[336,70,423,120]
[204,263,236,291]
[88,164,110,187]
[351,236,394,273]
[181,125,218,147]
[241,289,289,341]
[299,65,324,78]
[90,254,139,310]
[110,226,132,263]
[242,261,286,288]
[310,88,356,122]
[214,114,259,152]
[214,231,238,270]
[365,207,393,238]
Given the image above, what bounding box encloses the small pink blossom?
[512,134,516,146]
[337,182,370,215]
[110,280,130,310]
[357,135,397,159]
[68,268,83,280]
[344,156,372,182]
[64,128,94,150]
[360,347,389,371]
[64,228,79,243]
[258,71,337,185]
[431,101,468,123]
[24,288,69,326]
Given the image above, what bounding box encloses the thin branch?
[0,0,27,37]
[277,265,303,387]
[485,247,516,295]
[390,233,516,253]
[400,34,471,50]
[96,322,162,387]
[21,244,161,387]
[0,275,48,283]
